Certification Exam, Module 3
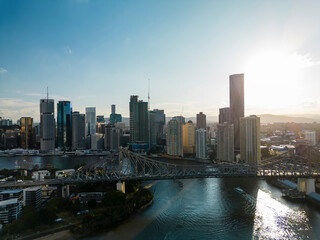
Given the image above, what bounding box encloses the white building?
[0,199,22,225]
[304,131,317,146]
[55,169,75,179]
[32,170,51,181]
[196,128,207,159]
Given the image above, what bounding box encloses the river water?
[1,156,319,239]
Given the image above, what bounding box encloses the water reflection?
[253,190,311,240]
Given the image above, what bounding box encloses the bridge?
[63,147,320,183]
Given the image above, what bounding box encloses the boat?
[234,187,246,195]
[62,154,69,158]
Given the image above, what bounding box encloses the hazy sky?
[1,0,320,122]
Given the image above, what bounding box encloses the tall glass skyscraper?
[40,99,55,151]
[57,101,72,150]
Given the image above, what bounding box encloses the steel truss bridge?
[63,146,320,183]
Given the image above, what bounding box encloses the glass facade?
[57,101,72,150]
[20,117,33,149]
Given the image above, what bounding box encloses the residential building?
[196,112,206,130]
[166,117,183,156]
[219,107,230,124]
[0,199,22,225]
[230,73,244,151]
[196,128,207,159]
[32,170,51,181]
[304,131,317,146]
[40,99,55,151]
[240,115,261,164]
[23,187,42,208]
[183,121,195,155]
[0,190,23,201]
[105,124,120,151]
[57,101,72,150]
[217,123,234,162]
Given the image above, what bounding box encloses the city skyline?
[1,0,320,121]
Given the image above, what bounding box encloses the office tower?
[57,101,72,150]
[85,107,96,136]
[109,104,122,125]
[72,112,86,150]
[129,96,149,143]
[23,187,42,208]
[149,111,157,146]
[166,117,183,156]
[0,118,13,126]
[183,121,195,155]
[230,73,244,151]
[304,131,316,145]
[196,112,206,130]
[153,109,166,144]
[97,115,105,123]
[20,117,34,149]
[105,124,120,151]
[172,116,185,124]
[196,128,207,159]
[40,99,55,151]
[219,107,230,124]
[217,123,234,162]
[4,129,19,149]
[240,115,261,164]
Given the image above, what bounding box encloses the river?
[1,156,320,239]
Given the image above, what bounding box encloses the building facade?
[240,115,261,165]
[72,112,86,150]
[229,74,244,152]
[0,199,22,225]
[196,128,207,159]
[183,121,195,155]
[40,99,55,151]
[217,123,234,162]
[196,112,206,130]
[20,117,34,149]
[23,187,42,208]
[57,101,72,150]
[219,107,230,124]
[166,118,183,156]
[304,131,317,146]
[109,104,122,125]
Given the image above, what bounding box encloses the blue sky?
[1,0,320,122]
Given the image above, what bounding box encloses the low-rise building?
[32,170,51,181]
[0,190,23,201]
[0,199,22,225]
[55,169,75,179]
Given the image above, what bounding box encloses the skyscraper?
[105,124,120,151]
[20,117,33,149]
[57,101,72,150]
[40,99,55,151]
[85,107,96,136]
[166,117,183,157]
[109,104,122,125]
[219,107,230,124]
[230,73,244,151]
[72,111,86,150]
[183,121,195,155]
[196,128,207,159]
[240,115,261,164]
[196,112,206,129]
[129,96,149,143]
[149,109,166,146]
[217,123,234,162]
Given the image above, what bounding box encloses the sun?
[244,49,312,113]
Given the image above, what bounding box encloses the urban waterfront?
[1,156,319,240]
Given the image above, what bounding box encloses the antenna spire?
[47,87,49,99]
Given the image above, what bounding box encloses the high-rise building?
[183,121,195,155]
[240,115,261,165]
[166,117,183,157]
[196,112,206,130]
[219,107,230,124]
[20,117,33,149]
[40,99,55,151]
[109,104,122,125]
[129,96,149,143]
[0,199,22,225]
[86,107,96,136]
[105,124,120,151]
[196,128,207,159]
[72,112,86,150]
[230,74,244,151]
[217,123,234,162]
[304,131,317,146]
[97,115,105,123]
[57,101,72,150]
[153,109,166,144]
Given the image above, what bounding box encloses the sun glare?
[244,49,314,112]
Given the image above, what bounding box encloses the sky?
[1,0,320,122]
